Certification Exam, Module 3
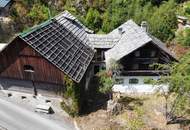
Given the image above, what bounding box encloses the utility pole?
[24,67,37,97]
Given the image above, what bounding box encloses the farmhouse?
[0,10,177,94]
[89,20,177,93]
[0,11,94,90]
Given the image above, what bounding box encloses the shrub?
[97,70,114,95]
[61,76,80,117]
[176,28,190,46]
[124,106,145,130]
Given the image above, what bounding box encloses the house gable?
[119,42,173,76]
[17,11,94,83]
[105,20,177,68]
[0,37,65,84]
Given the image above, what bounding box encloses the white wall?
[113,76,168,94]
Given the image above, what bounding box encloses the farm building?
[88,34,120,74]
[0,11,94,92]
[89,20,177,93]
[0,10,177,94]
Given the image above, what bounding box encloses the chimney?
[141,21,148,32]
[118,27,124,35]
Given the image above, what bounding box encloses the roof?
[105,20,176,61]
[88,34,120,49]
[18,11,95,83]
[148,34,176,59]
[55,11,93,48]
[0,0,11,8]
[58,10,94,34]
[0,43,7,51]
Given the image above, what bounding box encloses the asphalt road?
[0,98,75,130]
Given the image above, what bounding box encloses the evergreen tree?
[149,0,177,41]
[85,8,102,32]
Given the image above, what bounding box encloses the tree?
[27,4,50,25]
[154,53,190,122]
[97,70,115,96]
[85,8,102,32]
[149,0,177,42]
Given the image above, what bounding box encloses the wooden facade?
[0,37,65,84]
[119,42,175,76]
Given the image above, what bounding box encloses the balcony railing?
[120,69,170,76]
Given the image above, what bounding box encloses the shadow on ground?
[167,116,190,127]
[80,76,109,115]
[80,76,148,115]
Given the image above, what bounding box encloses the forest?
[0,0,189,43]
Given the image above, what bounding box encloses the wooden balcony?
[120,69,170,76]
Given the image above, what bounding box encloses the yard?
[76,94,190,130]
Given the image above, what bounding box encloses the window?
[115,78,124,84]
[132,64,139,70]
[135,51,140,57]
[129,78,139,84]
[23,65,34,72]
[150,51,156,57]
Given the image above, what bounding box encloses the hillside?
[0,0,188,43]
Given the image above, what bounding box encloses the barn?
[0,11,94,94]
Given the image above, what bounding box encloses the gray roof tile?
[105,20,176,61]
[88,34,120,49]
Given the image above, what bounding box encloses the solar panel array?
[55,11,93,48]
[21,20,94,83]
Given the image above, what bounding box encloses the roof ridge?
[19,19,52,38]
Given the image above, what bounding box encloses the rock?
[107,100,123,115]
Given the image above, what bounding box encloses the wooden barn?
[0,11,94,87]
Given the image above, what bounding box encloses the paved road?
[0,98,75,130]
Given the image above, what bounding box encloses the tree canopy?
[7,0,179,42]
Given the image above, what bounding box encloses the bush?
[27,4,49,25]
[176,28,190,46]
[97,70,115,95]
[124,106,145,130]
[60,101,79,117]
[61,76,80,117]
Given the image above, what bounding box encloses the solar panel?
[20,19,94,83]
